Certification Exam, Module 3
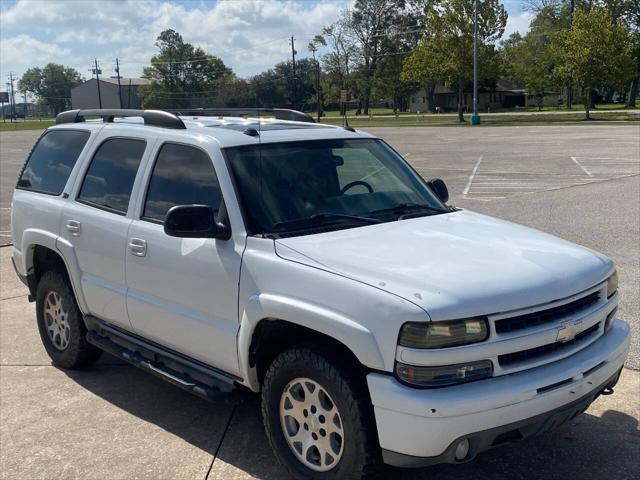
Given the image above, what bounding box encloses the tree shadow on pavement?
[63,359,639,480]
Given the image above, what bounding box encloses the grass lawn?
[319,111,639,127]
[0,119,55,132]
[312,102,638,117]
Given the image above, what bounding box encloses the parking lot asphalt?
[0,125,639,479]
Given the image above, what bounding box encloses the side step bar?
[85,319,241,403]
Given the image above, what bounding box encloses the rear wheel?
[36,271,102,369]
[262,346,382,479]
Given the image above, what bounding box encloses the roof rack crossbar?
[55,109,186,130]
[164,108,315,123]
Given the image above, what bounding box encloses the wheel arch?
[20,232,88,313]
[237,293,386,392]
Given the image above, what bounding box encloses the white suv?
[11,108,630,479]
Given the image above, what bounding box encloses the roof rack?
[55,109,186,130]
[164,108,315,123]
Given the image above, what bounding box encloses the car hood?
[274,210,613,320]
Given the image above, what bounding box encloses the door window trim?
[139,141,227,225]
[75,135,147,216]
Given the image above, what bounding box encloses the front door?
[125,142,242,375]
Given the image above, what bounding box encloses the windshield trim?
[222,137,448,238]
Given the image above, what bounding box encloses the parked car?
[11,108,630,479]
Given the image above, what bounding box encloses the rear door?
[125,142,242,374]
[60,129,153,329]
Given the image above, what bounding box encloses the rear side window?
[143,143,222,222]
[17,129,90,195]
[78,138,146,215]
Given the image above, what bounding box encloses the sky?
[0,0,533,88]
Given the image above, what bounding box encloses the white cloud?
[0,34,76,78]
[0,0,351,79]
[503,11,534,39]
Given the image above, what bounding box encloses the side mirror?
[164,205,231,240]
[427,178,449,204]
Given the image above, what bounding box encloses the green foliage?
[501,6,564,109]
[402,0,507,119]
[139,29,232,108]
[551,7,634,117]
[18,64,83,114]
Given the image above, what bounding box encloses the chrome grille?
[498,322,601,367]
[494,291,600,334]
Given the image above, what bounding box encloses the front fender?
[237,293,386,391]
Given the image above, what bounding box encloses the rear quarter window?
[17,129,91,195]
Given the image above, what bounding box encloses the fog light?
[454,438,470,461]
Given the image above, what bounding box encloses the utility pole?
[8,73,16,122]
[115,57,123,109]
[90,59,103,109]
[291,36,297,110]
[315,58,321,122]
[23,91,28,119]
[471,0,480,125]
[567,0,575,110]
[309,43,321,122]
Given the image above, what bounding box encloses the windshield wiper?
[370,203,448,220]
[273,212,381,231]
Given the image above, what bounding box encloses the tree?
[341,0,408,114]
[551,7,634,119]
[249,58,318,108]
[401,36,448,111]
[140,29,232,108]
[18,64,83,114]
[501,7,564,110]
[403,0,507,121]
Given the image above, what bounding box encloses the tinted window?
[143,143,221,222]
[17,130,90,194]
[226,139,444,235]
[78,138,146,214]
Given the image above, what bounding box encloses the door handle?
[66,220,81,236]
[128,238,147,257]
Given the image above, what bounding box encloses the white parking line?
[571,156,593,177]
[463,156,483,196]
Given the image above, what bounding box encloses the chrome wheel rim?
[44,291,70,351]
[279,377,344,472]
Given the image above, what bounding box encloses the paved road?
[0,125,639,479]
[1,248,639,480]
[1,125,639,369]
[0,130,40,244]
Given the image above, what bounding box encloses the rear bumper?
[367,319,630,466]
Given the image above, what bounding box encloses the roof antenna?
[343,103,355,132]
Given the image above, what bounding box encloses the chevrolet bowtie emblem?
[556,320,584,343]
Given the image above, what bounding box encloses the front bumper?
[367,319,630,467]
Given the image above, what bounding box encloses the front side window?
[78,138,146,214]
[226,138,447,236]
[143,143,222,222]
[17,129,90,195]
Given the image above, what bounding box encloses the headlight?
[607,271,618,299]
[395,360,493,388]
[398,317,488,349]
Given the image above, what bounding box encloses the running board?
[85,321,240,403]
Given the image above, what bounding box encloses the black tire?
[261,345,382,480]
[35,270,102,369]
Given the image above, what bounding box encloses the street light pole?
[471,0,480,125]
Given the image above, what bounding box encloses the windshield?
[225,138,447,236]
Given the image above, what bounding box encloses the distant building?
[71,77,151,109]
[409,80,561,112]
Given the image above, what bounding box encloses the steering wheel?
[340,180,374,195]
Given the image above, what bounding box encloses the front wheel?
[261,346,382,480]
